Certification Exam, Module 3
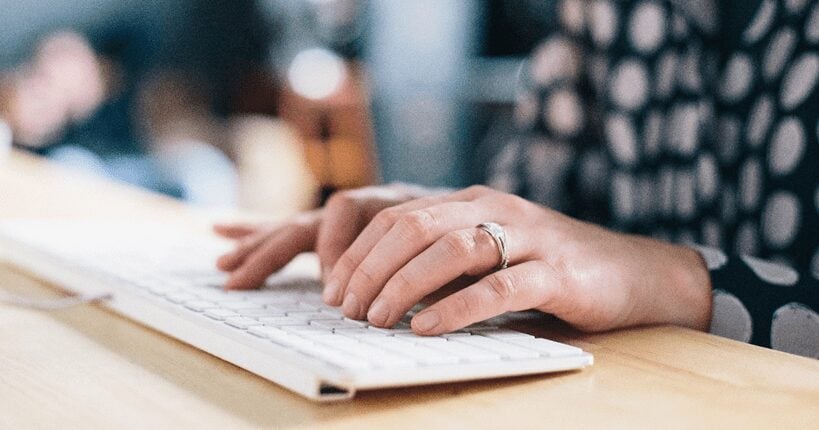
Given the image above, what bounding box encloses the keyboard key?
[286,311,341,321]
[225,317,264,329]
[427,340,502,362]
[269,303,317,313]
[267,333,315,350]
[236,308,287,317]
[475,329,535,340]
[192,290,234,301]
[367,325,413,335]
[258,316,309,326]
[318,307,345,318]
[165,293,198,304]
[394,333,448,345]
[248,326,287,338]
[363,338,459,365]
[452,336,540,359]
[204,309,240,320]
[341,317,368,327]
[331,328,372,336]
[304,334,361,347]
[183,300,218,312]
[331,342,416,368]
[219,301,263,311]
[282,325,330,334]
[297,343,372,369]
[246,296,298,306]
[336,330,389,342]
[310,320,368,330]
[440,331,472,338]
[506,338,582,357]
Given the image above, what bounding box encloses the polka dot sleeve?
[488,0,819,358]
[694,245,819,358]
[487,0,610,223]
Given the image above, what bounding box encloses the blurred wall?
[365,0,481,188]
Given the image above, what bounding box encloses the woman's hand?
[216,185,713,335]
[214,183,443,290]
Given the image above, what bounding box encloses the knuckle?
[290,212,318,229]
[390,269,415,293]
[465,184,491,197]
[454,292,480,317]
[354,261,379,285]
[396,210,436,240]
[485,272,517,301]
[335,253,358,275]
[500,193,530,214]
[374,207,402,228]
[441,230,477,258]
[326,190,354,208]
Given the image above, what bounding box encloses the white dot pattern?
[492,0,819,355]
[771,303,819,358]
[546,90,584,137]
[629,1,666,53]
[744,0,777,44]
[720,53,754,102]
[611,60,650,110]
[590,0,618,48]
[739,157,762,210]
[781,53,819,109]
[762,191,801,248]
[806,3,819,43]
[768,118,805,175]
[741,255,800,285]
[530,37,581,86]
[763,28,797,81]
[605,113,638,165]
[746,95,774,148]
[710,290,753,343]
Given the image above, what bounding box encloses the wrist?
[667,245,713,331]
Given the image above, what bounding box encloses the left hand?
[320,185,712,335]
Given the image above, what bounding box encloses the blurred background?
[0,0,552,216]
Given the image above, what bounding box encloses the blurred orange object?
[278,60,379,203]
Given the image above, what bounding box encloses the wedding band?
[476,222,509,270]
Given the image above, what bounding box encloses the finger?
[366,225,534,327]
[411,261,561,335]
[216,229,272,271]
[213,222,259,239]
[323,187,486,306]
[315,195,366,283]
[225,216,319,290]
[340,201,495,319]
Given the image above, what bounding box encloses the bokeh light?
[287,48,346,100]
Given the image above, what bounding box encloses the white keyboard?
[0,220,593,401]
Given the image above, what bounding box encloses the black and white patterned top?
[488,0,819,358]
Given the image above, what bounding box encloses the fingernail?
[342,293,362,319]
[367,297,390,326]
[216,254,233,271]
[413,310,441,332]
[322,280,340,305]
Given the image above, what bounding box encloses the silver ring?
[476,222,509,271]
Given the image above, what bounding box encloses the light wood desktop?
[1,150,817,429]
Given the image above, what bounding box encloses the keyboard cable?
[0,290,112,310]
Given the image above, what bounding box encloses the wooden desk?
[1,150,818,429]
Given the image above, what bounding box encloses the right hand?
[214,184,443,293]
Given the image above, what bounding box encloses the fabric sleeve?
[692,245,819,358]
[486,0,610,223]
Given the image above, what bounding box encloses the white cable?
[0,291,112,310]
